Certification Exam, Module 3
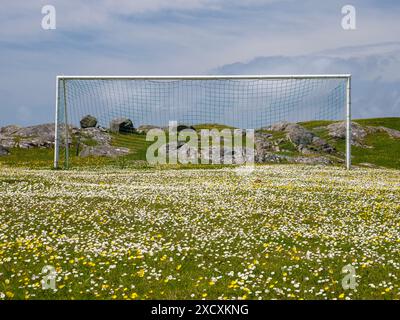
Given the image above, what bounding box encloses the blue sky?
[0,0,399,126]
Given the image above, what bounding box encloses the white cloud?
[213,42,400,118]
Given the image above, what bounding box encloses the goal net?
[54,75,351,168]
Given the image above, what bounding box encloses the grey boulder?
[285,124,314,146]
[366,126,400,139]
[110,118,135,134]
[327,121,367,146]
[0,145,9,156]
[80,127,111,145]
[0,124,56,149]
[0,125,21,135]
[80,115,97,128]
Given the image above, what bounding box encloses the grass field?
[0,165,399,300]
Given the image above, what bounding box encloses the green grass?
[348,133,400,169]
[299,120,336,130]
[0,147,55,169]
[300,118,400,169]
[354,117,400,131]
[193,123,237,131]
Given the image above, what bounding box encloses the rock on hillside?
[79,127,111,145]
[109,118,136,134]
[80,115,97,128]
[0,123,56,149]
[259,122,335,155]
[285,124,314,146]
[77,126,132,157]
[327,122,367,147]
[0,145,9,156]
[0,123,133,158]
[366,126,400,139]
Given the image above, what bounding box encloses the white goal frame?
[54,74,352,169]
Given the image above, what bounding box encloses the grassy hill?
[300,117,400,169]
[0,117,399,170]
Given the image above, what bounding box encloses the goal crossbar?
[57,74,351,80]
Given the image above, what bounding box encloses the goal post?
[54,74,352,169]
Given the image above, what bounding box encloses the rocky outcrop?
[254,132,282,162]
[285,124,314,146]
[159,142,254,164]
[13,123,55,140]
[383,127,400,139]
[77,127,133,158]
[366,126,400,139]
[80,115,97,128]
[256,122,335,158]
[0,123,56,149]
[0,125,21,135]
[327,121,367,147]
[110,118,136,134]
[0,122,134,159]
[312,137,335,154]
[80,127,111,145]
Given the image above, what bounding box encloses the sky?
[0,0,399,126]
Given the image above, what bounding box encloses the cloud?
[213,42,400,118]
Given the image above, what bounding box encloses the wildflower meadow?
[0,165,399,300]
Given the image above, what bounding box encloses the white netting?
[55,76,348,167]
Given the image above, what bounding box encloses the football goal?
[54,75,351,169]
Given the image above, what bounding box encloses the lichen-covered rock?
[312,136,336,153]
[80,127,111,145]
[366,126,400,139]
[380,127,400,139]
[0,136,16,148]
[110,118,135,134]
[255,122,336,158]
[14,123,55,141]
[0,124,56,149]
[285,124,315,146]
[80,115,97,128]
[0,125,21,135]
[327,121,367,146]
